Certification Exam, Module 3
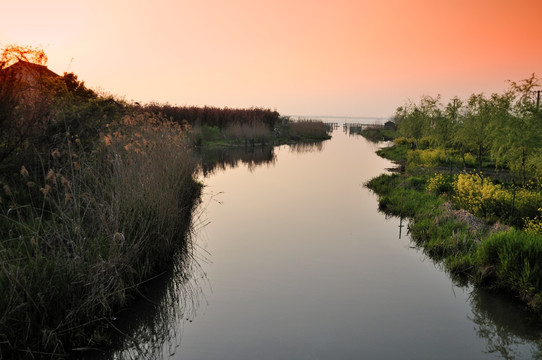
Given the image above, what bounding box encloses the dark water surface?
[107,127,542,360]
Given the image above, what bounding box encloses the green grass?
[376,144,409,164]
[476,230,542,310]
[366,171,542,315]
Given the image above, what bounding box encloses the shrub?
[524,209,542,235]
[426,173,453,195]
[394,136,413,145]
[452,172,542,224]
[407,148,447,169]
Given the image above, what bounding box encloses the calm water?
[105,126,542,360]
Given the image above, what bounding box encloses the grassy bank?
[359,125,398,142]
[364,125,542,315]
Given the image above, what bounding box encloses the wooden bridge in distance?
[323,122,384,128]
[324,122,385,134]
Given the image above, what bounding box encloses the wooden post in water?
[399,192,405,239]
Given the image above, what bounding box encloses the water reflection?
[468,288,542,359]
[97,131,542,359]
[382,210,542,359]
[286,141,325,153]
[196,140,327,177]
[89,236,207,360]
[196,145,276,176]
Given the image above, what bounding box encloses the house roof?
[1,60,59,80]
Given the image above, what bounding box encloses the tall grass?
[285,119,330,140]
[476,230,542,310]
[0,112,200,357]
[189,119,330,147]
[141,103,280,130]
[223,122,272,143]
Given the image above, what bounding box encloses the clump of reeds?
[141,103,280,130]
[0,111,200,357]
[223,122,272,143]
[284,119,330,140]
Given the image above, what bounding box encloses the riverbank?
[0,60,332,357]
[0,106,202,358]
[362,128,542,316]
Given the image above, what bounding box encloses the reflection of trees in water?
[468,287,542,359]
[287,141,324,153]
[98,232,208,360]
[197,145,276,176]
[384,213,542,359]
[196,141,327,176]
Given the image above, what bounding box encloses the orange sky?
[2,0,541,117]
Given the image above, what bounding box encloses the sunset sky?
[2,0,541,118]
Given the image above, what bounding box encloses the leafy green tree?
[433,97,460,160]
[58,72,97,100]
[490,74,541,185]
[455,93,494,170]
[397,95,441,142]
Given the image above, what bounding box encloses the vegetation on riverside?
[365,74,542,315]
[375,74,542,182]
[358,124,398,142]
[140,103,331,147]
[0,46,204,358]
[0,44,333,357]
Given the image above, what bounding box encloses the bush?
[524,209,542,235]
[426,173,453,195]
[452,172,542,224]
[407,148,447,169]
[394,136,413,146]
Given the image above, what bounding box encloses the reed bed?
[0,112,201,357]
[223,122,272,143]
[141,103,280,130]
[285,119,330,140]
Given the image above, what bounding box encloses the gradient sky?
[2,0,541,118]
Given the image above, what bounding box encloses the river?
[103,125,542,360]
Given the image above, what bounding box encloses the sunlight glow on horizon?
[2,0,541,118]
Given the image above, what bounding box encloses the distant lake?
[103,126,542,360]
